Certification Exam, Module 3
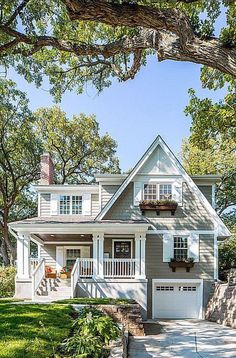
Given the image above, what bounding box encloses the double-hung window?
[59,195,82,215]
[159,184,172,200]
[143,183,172,200]
[173,236,188,260]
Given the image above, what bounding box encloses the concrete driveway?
[128,320,236,357]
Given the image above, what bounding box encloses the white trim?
[147,229,215,235]
[44,241,92,245]
[37,193,41,216]
[34,185,98,193]
[96,135,230,237]
[212,184,216,209]
[112,239,133,259]
[214,233,218,280]
[152,278,204,319]
[9,223,149,234]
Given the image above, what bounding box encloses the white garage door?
[153,282,202,319]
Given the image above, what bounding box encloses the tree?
[181,137,236,215]
[0,79,42,264]
[0,1,236,100]
[35,106,120,184]
[218,211,236,280]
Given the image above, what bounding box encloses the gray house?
[9,135,230,319]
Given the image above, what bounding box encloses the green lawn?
[0,303,73,358]
[54,297,136,305]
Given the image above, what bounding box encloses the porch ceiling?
[35,233,92,243]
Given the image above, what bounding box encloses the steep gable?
[96,135,230,238]
[139,144,180,175]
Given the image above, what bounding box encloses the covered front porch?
[9,219,149,306]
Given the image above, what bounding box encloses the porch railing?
[71,258,94,297]
[30,258,39,272]
[32,258,45,299]
[103,258,136,278]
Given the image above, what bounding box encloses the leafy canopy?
[0,1,236,100]
[35,106,120,184]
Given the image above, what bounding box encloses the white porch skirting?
[77,278,148,318]
[15,278,32,299]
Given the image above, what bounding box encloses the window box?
[169,258,194,272]
[139,200,178,216]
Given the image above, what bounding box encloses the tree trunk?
[0,239,10,266]
[1,210,16,264]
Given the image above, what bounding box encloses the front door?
[114,241,131,259]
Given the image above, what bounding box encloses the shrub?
[0,266,16,298]
[59,307,120,358]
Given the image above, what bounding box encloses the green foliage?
[181,137,236,214]
[0,1,235,99]
[60,307,120,358]
[218,211,236,280]
[185,89,236,148]
[54,297,135,305]
[35,106,120,183]
[0,266,16,297]
[0,303,73,358]
[0,78,43,263]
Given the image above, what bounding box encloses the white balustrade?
[71,258,94,297]
[103,259,136,278]
[32,258,45,299]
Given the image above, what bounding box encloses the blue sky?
[11,57,224,172]
[8,6,227,172]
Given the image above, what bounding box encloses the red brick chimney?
[40,152,54,185]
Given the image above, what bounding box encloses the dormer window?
[159,184,172,200]
[143,183,172,201]
[59,195,82,215]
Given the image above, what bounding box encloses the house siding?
[40,194,51,217]
[198,185,212,205]
[146,234,215,318]
[91,194,100,217]
[104,182,214,230]
[40,245,56,269]
[101,185,119,208]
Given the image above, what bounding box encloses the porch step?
[35,278,72,301]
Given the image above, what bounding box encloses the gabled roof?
[96,135,230,238]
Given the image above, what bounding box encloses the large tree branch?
[0,1,236,79]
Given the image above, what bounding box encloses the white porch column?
[17,233,30,279]
[98,234,104,279]
[92,234,98,278]
[93,233,104,279]
[135,233,146,279]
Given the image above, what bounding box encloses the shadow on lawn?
[0,303,73,358]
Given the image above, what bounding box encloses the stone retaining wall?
[206,283,236,328]
[98,304,145,336]
[109,325,128,358]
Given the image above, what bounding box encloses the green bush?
[0,266,16,298]
[59,307,120,358]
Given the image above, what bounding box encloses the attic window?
[143,183,172,200]
[59,195,82,215]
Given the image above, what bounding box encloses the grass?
[0,298,24,304]
[54,297,136,305]
[0,303,74,358]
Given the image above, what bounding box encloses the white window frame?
[173,236,189,260]
[59,195,82,215]
[143,183,173,201]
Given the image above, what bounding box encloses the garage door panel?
[153,282,201,319]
